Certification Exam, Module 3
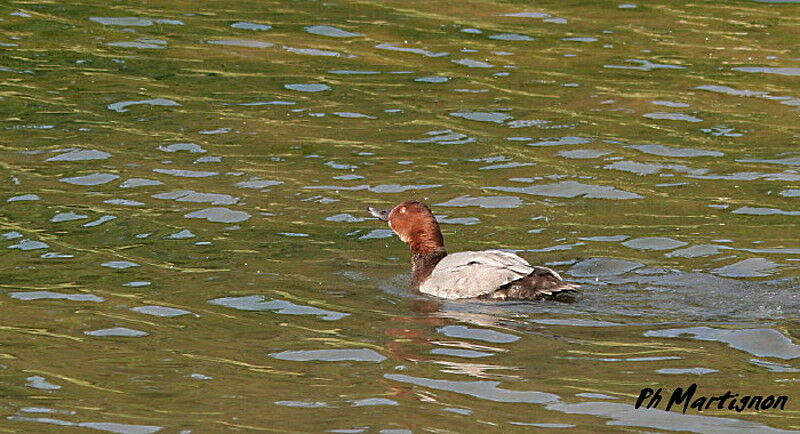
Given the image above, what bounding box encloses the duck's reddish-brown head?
[368,201,445,254]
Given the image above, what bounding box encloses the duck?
[367,200,578,300]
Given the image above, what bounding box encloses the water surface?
[1,0,798,431]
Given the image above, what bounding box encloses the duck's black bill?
[367,206,389,221]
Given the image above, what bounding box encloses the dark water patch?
[350,398,398,407]
[284,83,331,92]
[82,216,116,227]
[489,33,535,41]
[452,58,494,68]
[208,295,348,320]
[436,215,481,225]
[480,161,534,170]
[41,252,75,259]
[557,149,612,159]
[622,237,687,251]
[508,422,575,428]
[231,22,272,31]
[2,232,23,240]
[184,207,251,223]
[7,194,40,202]
[119,178,164,188]
[46,149,111,161]
[711,258,781,277]
[645,327,800,359]
[643,112,703,122]
[525,136,591,146]
[194,156,221,163]
[569,258,644,277]
[530,318,622,327]
[651,100,690,108]
[430,348,494,358]
[305,25,362,38]
[327,213,367,223]
[737,156,800,166]
[731,66,800,76]
[284,46,350,57]
[331,69,380,75]
[615,271,800,320]
[131,305,195,317]
[375,43,448,57]
[656,367,717,375]
[501,12,551,18]
[525,242,584,253]
[85,327,149,337]
[90,16,183,26]
[235,179,282,189]
[8,416,162,433]
[605,160,706,176]
[749,359,800,373]
[603,59,686,71]
[576,393,618,399]
[627,144,723,158]
[166,229,195,239]
[489,181,642,200]
[8,240,49,250]
[152,168,218,178]
[60,173,119,186]
[385,374,559,404]
[9,291,104,302]
[400,129,476,144]
[274,400,332,408]
[158,143,206,153]
[358,229,394,240]
[415,75,449,83]
[101,261,140,269]
[153,190,238,205]
[443,407,473,415]
[560,355,682,363]
[665,244,731,258]
[206,40,274,49]
[435,195,522,208]
[25,376,60,390]
[579,235,629,242]
[562,37,597,42]
[107,98,180,113]
[104,199,144,206]
[450,111,512,123]
[270,349,385,362]
[546,401,786,433]
[696,85,800,108]
[106,40,168,49]
[277,232,309,237]
[437,325,519,343]
[331,112,375,119]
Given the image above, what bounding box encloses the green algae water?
[1,0,798,431]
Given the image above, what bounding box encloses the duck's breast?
[418,250,533,299]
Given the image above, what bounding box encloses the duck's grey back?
[418,250,533,299]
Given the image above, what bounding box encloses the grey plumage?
[418,250,575,299]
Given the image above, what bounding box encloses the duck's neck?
[410,246,447,288]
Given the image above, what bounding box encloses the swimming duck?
[367,200,578,300]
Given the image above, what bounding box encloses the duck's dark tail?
[485,266,579,300]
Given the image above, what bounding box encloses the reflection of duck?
[368,200,578,300]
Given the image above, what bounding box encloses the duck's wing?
[418,250,533,299]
